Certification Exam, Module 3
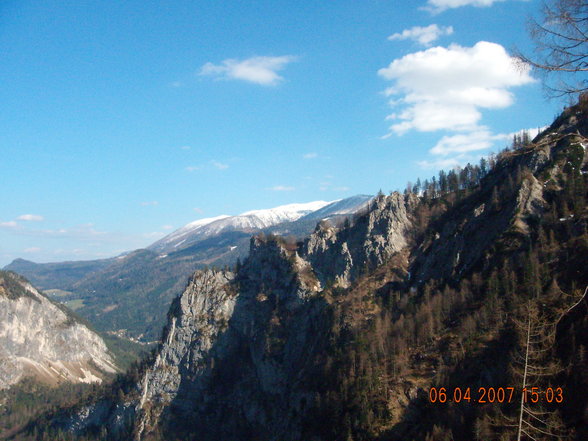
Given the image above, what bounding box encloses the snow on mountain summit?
[240,200,333,224]
[149,215,231,252]
[184,215,231,229]
[148,200,333,253]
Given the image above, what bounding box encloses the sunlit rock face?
[0,271,118,389]
[50,103,588,440]
[305,192,418,287]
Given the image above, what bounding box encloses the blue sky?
[0,0,567,265]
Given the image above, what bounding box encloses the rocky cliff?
[46,189,424,440]
[0,271,118,390]
[39,101,588,441]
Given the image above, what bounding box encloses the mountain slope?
[148,200,333,253]
[0,271,118,390]
[35,101,588,441]
[4,258,113,291]
[3,196,371,342]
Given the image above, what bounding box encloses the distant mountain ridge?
[4,195,372,341]
[148,200,334,253]
[38,100,588,441]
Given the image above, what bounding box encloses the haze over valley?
[1,0,587,440]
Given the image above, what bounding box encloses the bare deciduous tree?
[517,0,588,97]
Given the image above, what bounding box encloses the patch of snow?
[184,215,232,229]
[240,200,332,218]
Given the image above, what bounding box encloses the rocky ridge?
[43,102,588,440]
[49,190,420,440]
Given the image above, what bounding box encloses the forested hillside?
[13,98,587,441]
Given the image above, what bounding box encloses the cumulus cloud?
[430,130,501,156]
[419,125,548,169]
[17,214,44,222]
[268,185,295,191]
[200,55,297,86]
[378,41,535,135]
[388,24,454,47]
[0,221,17,228]
[303,152,318,159]
[424,0,508,13]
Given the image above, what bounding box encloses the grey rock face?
[134,270,236,439]
[0,271,118,389]
[305,192,417,287]
[62,237,330,440]
[52,105,588,441]
[58,173,551,440]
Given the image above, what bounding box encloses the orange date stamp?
[428,386,563,404]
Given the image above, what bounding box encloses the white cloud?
[388,24,454,47]
[378,41,535,135]
[17,214,44,222]
[0,221,17,228]
[162,225,174,230]
[211,160,229,170]
[268,185,295,191]
[24,247,41,253]
[430,129,500,156]
[303,152,318,159]
[193,207,204,214]
[199,55,297,86]
[418,157,464,169]
[420,125,547,169]
[140,201,159,206]
[186,166,201,172]
[424,0,508,13]
[180,145,191,150]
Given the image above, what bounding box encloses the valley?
[2,99,586,440]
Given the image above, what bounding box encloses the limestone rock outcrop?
[0,271,118,389]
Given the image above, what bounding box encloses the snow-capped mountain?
[148,215,231,253]
[6,195,373,341]
[148,200,333,253]
[301,195,372,221]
